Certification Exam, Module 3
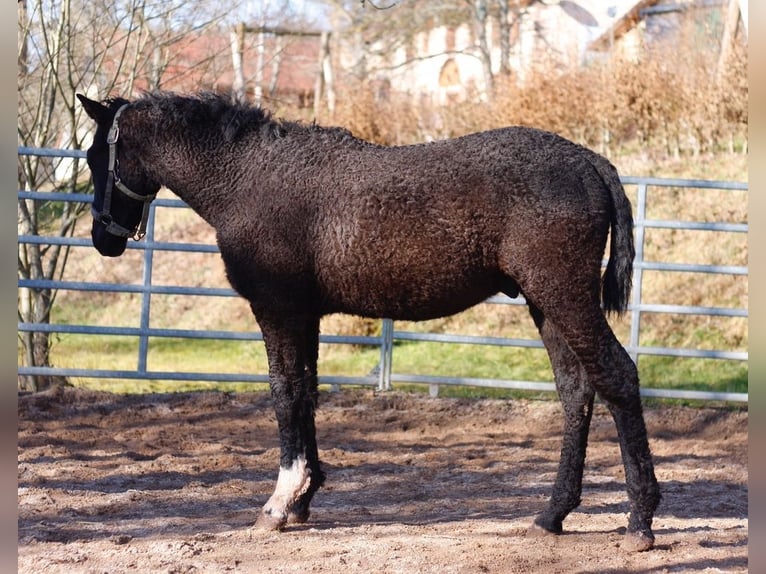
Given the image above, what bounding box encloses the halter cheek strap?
[92,104,157,240]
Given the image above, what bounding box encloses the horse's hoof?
[622,530,655,552]
[286,509,310,525]
[254,510,287,532]
[527,522,558,538]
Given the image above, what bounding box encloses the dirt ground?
[18,387,747,573]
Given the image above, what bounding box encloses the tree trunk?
[716,0,742,85]
[17,207,60,392]
[254,29,266,107]
[231,22,246,103]
[314,31,335,117]
[497,0,512,78]
[268,35,283,99]
[472,0,494,98]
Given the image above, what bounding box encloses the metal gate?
[18,148,748,402]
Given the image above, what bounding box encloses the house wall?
[362,1,609,104]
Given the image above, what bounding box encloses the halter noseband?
[91,103,157,240]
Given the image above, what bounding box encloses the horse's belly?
[320,270,502,321]
[315,218,508,320]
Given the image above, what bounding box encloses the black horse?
[77,92,660,551]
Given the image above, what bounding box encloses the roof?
[587,0,662,52]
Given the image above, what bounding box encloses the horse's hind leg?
[254,313,325,531]
[526,303,596,537]
[538,299,660,551]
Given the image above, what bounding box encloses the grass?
[51,327,747,403]
[637,355,747,394]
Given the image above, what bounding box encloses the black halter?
[91,104,157,240]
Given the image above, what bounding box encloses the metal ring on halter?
[91,205,135,238]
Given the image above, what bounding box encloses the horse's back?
[299,127,614,318]
[224,124,618,320]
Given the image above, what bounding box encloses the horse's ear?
[77,94,110,124]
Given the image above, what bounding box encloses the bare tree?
[320,0,467,74]
[469,0,494,95]
[227,0,336,114]
[231,22,248,103]
[17,0,227,391]
[716,0,746,84]
[320,0,530,100]
[496,0,514,78]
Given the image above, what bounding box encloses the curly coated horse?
[77,92,660,551]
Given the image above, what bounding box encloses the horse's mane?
[121,91,355,144]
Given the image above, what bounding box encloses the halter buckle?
[107,124,119,145]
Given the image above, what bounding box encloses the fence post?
[630,183,648,365]
[378,318,394,391]
[137,206,157,375]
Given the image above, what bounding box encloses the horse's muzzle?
[92,225,128,257]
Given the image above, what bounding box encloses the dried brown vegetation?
[327,42,747,163]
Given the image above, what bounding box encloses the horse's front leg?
[254,313,325,531]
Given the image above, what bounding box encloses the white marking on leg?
[262,456,310,522]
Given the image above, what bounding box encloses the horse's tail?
[589,152,635,316]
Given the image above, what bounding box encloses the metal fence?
[18,147,748,402]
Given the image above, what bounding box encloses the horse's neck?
[134,130,234,227]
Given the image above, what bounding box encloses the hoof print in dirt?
[526,523,560,539]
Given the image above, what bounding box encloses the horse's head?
[77,94,160,257]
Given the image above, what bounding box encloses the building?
[357,1,623,105]
[587,0,747,62]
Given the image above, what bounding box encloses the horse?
[77,92,660,551]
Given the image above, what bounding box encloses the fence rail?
[18,148,748,402]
